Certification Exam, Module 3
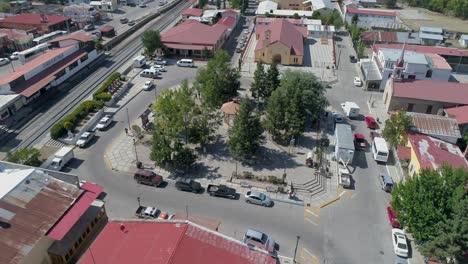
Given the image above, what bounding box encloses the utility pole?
[133,138,139,162]
[137,196,141,206]
[293,235,301,263]
[126,108,131,130]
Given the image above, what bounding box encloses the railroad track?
[0,0,190,151]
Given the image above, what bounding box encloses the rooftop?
[360,31,398,43]
[255,19,307,56]
[0,13,70,26]
[50,32,94,43]
[78,221,276,264]
[306,0,335,10]
[256,17,322,26]
[272,9,314,17]
[407,112,461,139]
[221,101,240,115]
[420,26,443,34]
[181,7,203,17]
[0,165,81,264]
[373,43,468,57]
[0,28,32,40]
[346,7,396,17]
[380,48,428,65]
[256,0,278,15]
[408,133,468,170]
[0,94,20,110]
[161,20,227,48]
[425,53,452,70]
[419,32,444,41]
[397,145,412,160]
[391,79,468,105]
[445,105,468,125]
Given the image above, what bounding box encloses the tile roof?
[99,25,114,33]
[0,13,70,26]
[360,31,397,43]
[0,167,80,264]
[407,112,461,139]
[397,145,411,160]
[346,7,396,17]
[222,9,238,15]
[408,133,468,170]
[0,28,32,40]
[444,106,468,125]
[161,20,226,47]
[425,53,452,70]
[255,19,306,56]
[391,79,468,105]
[373,43,468,57]
[181,8,203,17]
[217,16,236,29]
[50,32,94,43]
[78,221,276,264]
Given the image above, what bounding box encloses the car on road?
[349,55,356,63]
[0,58,10,65]
[9,52,19,60]
[387,206,401,228]
[354,133,367,150]
[354,77,363,86]
[243,229,276,253]
[84,24,95,31]
[128,20,136,26]
[207,184,236,199]
[139,3,146,7]
[365,115,378,129]
[76,132,94,148]
[152,64,166,72]
[392,229,409,258]
[154,57,167,65]
[143,80,154,91]
[96,115,113,130]
[332,112,344,123]
[134,169,163,187]
[120,17,129,24]
[175,179,202,193]
[245,191,272,207]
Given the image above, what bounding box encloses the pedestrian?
[125,128,128,135]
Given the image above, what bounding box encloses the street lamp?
[293,235,301,263]
[137,196,141,207]
[133,138,139,163]
[126,108,131,130]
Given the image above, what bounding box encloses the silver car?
[243,229,276,253]
[245,191,272,207]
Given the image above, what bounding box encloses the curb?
[271,198,304,206]
[103,154,114,170]
[319,196,340,208]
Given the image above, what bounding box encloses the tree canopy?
[141,30,163,56]
[382,111,412,148]
[391,166,468,263]
[6,148,42,167]
[194,50,240,109]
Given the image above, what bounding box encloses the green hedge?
[93,72,121,100]
[94,92,112,101]
[50,100,104,139]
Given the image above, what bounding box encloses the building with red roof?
[162,17,236,57]
[0,28,34,53]
[444,105,468,136]
[345,7,396,29]
[255,18,307,65]
[406,133,468,177]
[181,7,204,19]
[78,221,277,264]
[0,13,71,34]
[0,32,99,122]
[383,78,468,115]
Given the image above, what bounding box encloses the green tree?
[198,0,208,8]
[384,0,397,8]
[229,100,264,160]
[263,89,286,139]
[250,61,267,101]
[141,30,163,56]
[194,50,240,108]
[265,61,280,100]
[188,106,222,147]
[264,11,272,17]
[216,0,221,9]
[382,111,412,148]
[292,13,301,19]
[312,11,321,19]
[351,14,359,25]
[6,148,42,167]
[357,40,365,58]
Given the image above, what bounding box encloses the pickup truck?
[207,184,236,199]
[135,206,159,219]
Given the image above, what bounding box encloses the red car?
[354,133,367,150]
[365,116,378,129]
[387,206,401,228]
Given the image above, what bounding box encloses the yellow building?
[254,19,306,65]
[268,0,305,9]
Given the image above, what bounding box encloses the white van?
[140,68,160,79]
[176,59,194,67]
[341,102,360,119]
[133,56,146,68]
[372,137,389,163]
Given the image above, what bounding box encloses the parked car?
[392,229,409,258]
[9,52,19,60]
[379,174,394,192]
[387,206,401,228]
[76,132,94,148]
[245,191,272,207]
[120,17,128,24]
[0,58,10,65]
[143,80,154,91]
[152,64,166,72]
[354,77,363,86]
[365,116,378,129]
[175,179,202,193]
[332,112,344,123]
[84,24,95,31]
[134,169,163,187]
[159,1,166,5]
[128,20,136,26]
[139,3,146,7]
[349,55,356,63]
[154,57,167,65]
[243,229,276,253]
[354,133,367,150]
[207,184,236,199]
[96,115,113,130]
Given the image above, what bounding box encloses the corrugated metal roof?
[335,124,355,150]
[392,79,468,105]
[0,168,80,264]
[445,105,468,125]
[408,112,461,139]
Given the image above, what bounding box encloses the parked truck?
[45,147,74,171]
[135,206,159,219]
[341,102,360,119]
[207,184,236,199]
[338,167,352,188]
[334,124,355,164]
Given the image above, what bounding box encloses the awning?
[164,43,214,51]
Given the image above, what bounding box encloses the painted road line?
[305,209,319,218]
[350,192,358,199]
[339,190,346,197]
[300,247,319,264]
[320,196,340,208]
[305,218,318,226]
[303,248,318,261]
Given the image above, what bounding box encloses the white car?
[143,80,154,91]
[76,132,94,148]
[392,229,409,258]
[10,52,19,60]
[0,58,10,65]
[354,77,363,86]
[152,64,166,72]
[96,115,113,130]
[154,57,167,65]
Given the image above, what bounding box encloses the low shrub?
[94,92,112,102]
[242,171,254,179]
[51,123,66,140]
[93,72,121,100]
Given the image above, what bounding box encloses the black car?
[349,55,356,63]
[175,179,202,193]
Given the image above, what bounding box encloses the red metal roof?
[391,79,468,105]
[373,43,468,57]
[47,182,103,240]
[397,145,411,160]
[161,20,226,47]
[99,25,115,33]
[164,43,214,50]
[218,16,236,29]
[347,7,396,17]
[78,221,276,264]
[408,133,468,170]
[0,28,31,40]
[445,105,468,125]
[255,19,307,56]
[360,31,397,43]
[50,32,94,43]
[181,8,203,17]
[0,13,70,26]
[172,213,221,230]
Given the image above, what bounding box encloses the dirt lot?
[398,7,468,35]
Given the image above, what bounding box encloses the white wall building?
[345,7,396,28]
[419,26,444,45]
[89,0,118,12]
[303,0,335,16]
[459,34,468,48]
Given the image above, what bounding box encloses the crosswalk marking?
[305,209,319,217]
[305,218,318,226]
[299,246,320,264]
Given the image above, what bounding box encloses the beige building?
[254,18,306,65]
[267,0,305,10]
